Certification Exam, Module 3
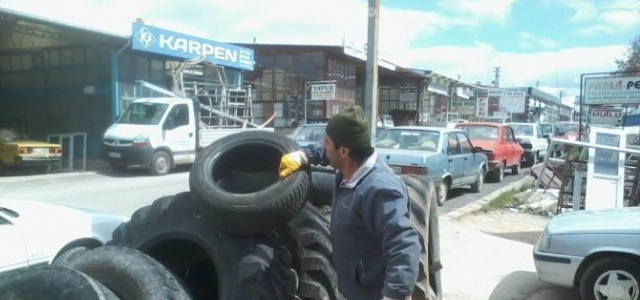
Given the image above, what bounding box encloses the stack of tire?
[0,131,442,300]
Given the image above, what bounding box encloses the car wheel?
[491,166,504,183]
[437,180,449,206]
[0,265,119,300]
[580,257,640,300]
[470,170,484,193]
[149,151,171,176]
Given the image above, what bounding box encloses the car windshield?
[510,125,534,136]
[117,102,169,125]
[0,129,29,142]
[457,125,499,141]
[290,125,326,143]
[539,124,553,135]
[375,129,440,151]
[556,123,579,134]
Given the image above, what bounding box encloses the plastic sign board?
[131,23,255,71]
[310,83,336,101]
[584,76,640,105]
[589,108,623,125]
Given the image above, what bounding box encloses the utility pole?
[492,67,501,87]
[364,0,380,138]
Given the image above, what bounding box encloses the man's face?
[323,136,348,170]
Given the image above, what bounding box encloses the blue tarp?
[622,114,640,127]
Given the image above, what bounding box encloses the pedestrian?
[279,105,421,300]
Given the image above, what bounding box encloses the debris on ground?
[512,189,559,217]
[457,210,550,245]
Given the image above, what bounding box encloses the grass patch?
[480,183,532,212]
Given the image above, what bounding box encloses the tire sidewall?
[580,257,640,300]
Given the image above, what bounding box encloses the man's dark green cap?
[325,105,371,149]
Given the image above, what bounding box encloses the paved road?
[1,166,530,217]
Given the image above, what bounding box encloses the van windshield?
[117,102,169,125]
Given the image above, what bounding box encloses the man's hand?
[279,150,308,178]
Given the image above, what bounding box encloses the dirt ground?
[455,210,552,245]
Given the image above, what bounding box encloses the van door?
[162,104,194,164]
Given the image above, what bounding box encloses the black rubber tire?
[470,168,484,193]
[579,257,640,300]
[308,169,336,207]
[401,175,442,300]
[109,192,299,300]
[189,130,309,235]
[437,179,449,207]
[150,151,171,176]
[55,246,192,300]
[53,246,89,266]
[275,203,344,300]
[0,265,119,300]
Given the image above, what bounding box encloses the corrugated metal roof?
[0,7,128,44]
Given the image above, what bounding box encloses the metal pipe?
[111,40,131,122]
[578,73,584,141]
[364,0,380,138]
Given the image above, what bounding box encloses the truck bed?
[199,128,275,148]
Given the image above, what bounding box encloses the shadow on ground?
[489,231,543,245]
[95,165,192,178]
[488,271,580,300]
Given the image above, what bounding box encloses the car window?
[536,127,543,138]
[508,128,517,143]
[375,129,440,151]
[447,133,461,155]
[510,124,534,136]
[291,126,326,142]
[0,216,8,225]
[456,133,473,154]
[457,125,499,141]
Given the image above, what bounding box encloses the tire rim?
[155,157,168,173]
[593,270,639,300]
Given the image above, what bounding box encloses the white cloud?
[563,0,640,36]
[560,0,598,22]
[518,31,559,49]
[0,0,627,105]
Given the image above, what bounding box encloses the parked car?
[0,129,63,175]
[507,122,549,167]
[455,122,524,182]
[533,207,640,300]
[375,126,488,206]
[290,123,387,147]
[0,199,128,273]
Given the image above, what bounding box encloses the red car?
[455,122,524,182]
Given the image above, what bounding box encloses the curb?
[0,171,99,184]
[440,175,535,221]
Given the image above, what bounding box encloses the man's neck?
[340,161,362,182]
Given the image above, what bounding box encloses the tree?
[615,34,640,73]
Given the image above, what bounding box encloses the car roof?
[506,122,537,126]
[455,122,505,127]
[388,126,463,134]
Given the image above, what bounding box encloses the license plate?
[108,152,122,158]
[391,166,402,174]
[32,148,49,153]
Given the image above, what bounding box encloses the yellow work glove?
[279,150,308,178]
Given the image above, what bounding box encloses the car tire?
[401,175,442,300]
[470,169,484,193]
[580,257,640,300]
[491,165,504,183]
[149,151,171,176]
[308,165,337,207]
[109,192,299,300]
[437,180,449,207]
[0,265,119,300]
[53,246,89,266]
[511,163,520,175]
[55,246,192,300]
[275,203,343,300]
[189,130,309,235]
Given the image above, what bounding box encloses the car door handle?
[189,132,194,137]
[448,158,453,162]
[464,157,468,161]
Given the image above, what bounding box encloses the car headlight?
[133,134,149,143]
[537,230,552,252]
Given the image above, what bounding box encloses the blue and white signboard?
[131,23,255,71]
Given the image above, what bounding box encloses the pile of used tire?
[0,131,442,300]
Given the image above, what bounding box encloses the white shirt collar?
[340,151,378,189]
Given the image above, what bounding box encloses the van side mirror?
[543,134,550,139]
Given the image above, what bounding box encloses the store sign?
[584,76,640,105]
[342,40,396,71]
[310,83,336,101]
[487,88,526,113]
[590,108,623,125]
[400,87,418,103]
[451,100,476,115]
[476,96,489,117]
[131,22,255,71]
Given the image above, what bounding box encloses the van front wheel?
[149,151,171,176]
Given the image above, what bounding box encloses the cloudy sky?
[1,0,637,105]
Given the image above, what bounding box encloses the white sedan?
[0,199,128,273]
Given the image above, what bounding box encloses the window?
[536,126,544,138]
[290,125,326,143]
[375,129,440,152]
[0,216,8,225]
[167,104,190,127]
[510,125,534,136]
[447,133,461,155]
[457,125,499,141]
[503,128,513,142]
[457,133,473,154]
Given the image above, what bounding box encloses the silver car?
[533,207,640,300]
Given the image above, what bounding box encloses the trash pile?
[510,188,559,217]
[0,131,442,300]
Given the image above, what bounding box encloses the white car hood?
[547,207,640,235]
[0,199,128,262]
[105,123,156,139]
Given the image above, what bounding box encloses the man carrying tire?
[280,106,421,300]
